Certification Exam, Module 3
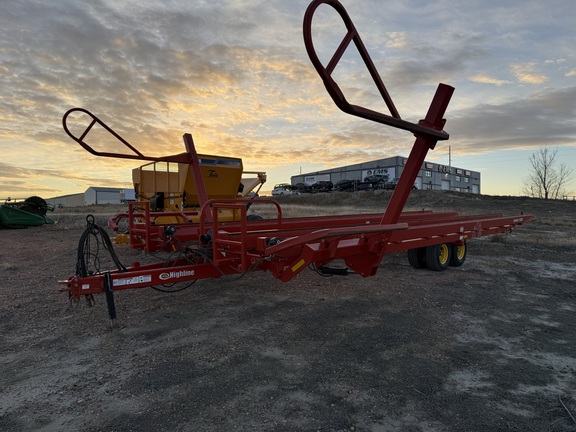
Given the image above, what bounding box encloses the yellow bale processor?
[132,155,266,224]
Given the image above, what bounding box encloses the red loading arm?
[303,0,454,225]
[63,108,149,161]
[62,107,193,164]
[303,0,451,141]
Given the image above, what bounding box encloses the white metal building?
[47,187,135,207]
[291,156,481,193]
[84,187,126,205]
[46,193,85,208]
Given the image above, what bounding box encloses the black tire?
[116,217,130,234]
[22,196,47,215]
[425,243,451,271]
[407,247,427,269]
[449,243,467,267]
[247,214,264,221]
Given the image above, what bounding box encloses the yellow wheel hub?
[455,244,466,260]
[439,244,449,264]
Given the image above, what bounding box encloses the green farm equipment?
[0,196,55,227]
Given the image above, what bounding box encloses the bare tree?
[522,147,574,199]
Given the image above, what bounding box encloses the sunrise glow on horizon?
[1,0,575,199]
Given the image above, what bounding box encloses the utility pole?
[448,145,452,190]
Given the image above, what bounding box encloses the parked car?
[334,179,357,192]
[271,184,300,196]
[383,177,400,190]
[309,181,333,193]
[356,182,374,191]
[363,174,389,188]
[274,183,291,189]
[293,183,312,193]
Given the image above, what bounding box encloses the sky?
[1,0,576,199]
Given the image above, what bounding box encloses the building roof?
[84,186,126,193]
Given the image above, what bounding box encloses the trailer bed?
[58,0,535,321]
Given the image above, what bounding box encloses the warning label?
[113,275,152,287]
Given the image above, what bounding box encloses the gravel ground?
[1,192,575,431]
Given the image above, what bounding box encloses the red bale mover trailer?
[58,0,534,322]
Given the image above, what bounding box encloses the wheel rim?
[455,244,466,260]
[439,244,449,265]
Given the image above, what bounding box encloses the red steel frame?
[58,0,534,318]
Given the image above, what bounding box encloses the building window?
[455,187,461,192]
[455,175,461,182]
[464,177,469,183]
[425,170,432,177]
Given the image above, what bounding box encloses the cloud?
[386,32,407,48]
[447,86,576,153]
[511,63,548,84]
[469,74,510,86]
[0,161,125,197]
[1,0,576,197]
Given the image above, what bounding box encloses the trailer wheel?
[407,247,427,269]
[22,196,48,215]
[116,217,130,234]
[247,214,264,221]
[425,243,451,271]
[449,243,467,267]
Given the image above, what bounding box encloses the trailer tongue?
[58,0,534,322]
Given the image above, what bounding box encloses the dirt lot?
[1,191,575,431]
